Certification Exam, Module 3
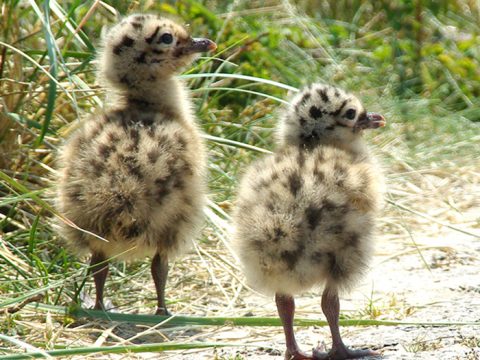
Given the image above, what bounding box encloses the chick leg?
[313,286,379,359]
[276,293,313,360]
[90,252,109,311]
[151,252,171,315]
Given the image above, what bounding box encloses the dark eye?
[160,33,173,44]
[345,109,356,120]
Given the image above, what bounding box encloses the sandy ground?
[150,228,480,360]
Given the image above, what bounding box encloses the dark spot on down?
[266,201,275,212]
[89,159,106,177]
[147,149,159,164]
[172,177,184,189]
[287,172,303,197]
[252,240,263,251]
[334,163,348,186]
[113,35,135,55]
[310,251,324,264]
[357,110,367,122]
[254,178,270,191]
[122,155,143,179]
[327,224,344,235]
[145,26,160,44]
[327,252,345,280]
[68,185,83,202]
[107,132,120,143]
[120,75,131,86]
[89,123,104,139]
[318,88,329,103]
[135,52,147,63]
[129,128,140,149]
[300,92,311,104]
[313,167,325,181]
[297,151,306,168]
[345,232,360,247]
[309,105,323,119]
[331,99,348,116]
[154,186,170,204]
[163,229,178,249]
[140,113,155,126]
[157,134,169,146]
[98,144,115,159]
[281,244,305,270]
[272,227,286,243]
[175,134,187,149]
[323,200,337,212]
[182,163,193,176]
[305,204,322,230]
[122,222,144,239]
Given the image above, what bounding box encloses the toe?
[285,349,314,359]
[313,347,379,360]
[155,307,172,316]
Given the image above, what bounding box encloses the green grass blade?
[28,303,480,327]
[0,171,109,242]
[0,335,52,359]
[0,342,238,360]
[203,134,272,154]
[181,72,299,92]
[0,190,44,207]
[0,171,55,214]
[35,0,58,146]
[193,86,290,104]
[0,41,74,103]
[25,50,92,59]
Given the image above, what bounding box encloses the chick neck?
[105,75,190,120]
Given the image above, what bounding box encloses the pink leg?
[90,252,109,311]
[151,252,171,315]
[313,286,379,359]
[275,293,313,360]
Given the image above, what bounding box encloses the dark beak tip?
[191,38,217,53]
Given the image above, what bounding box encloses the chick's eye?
[345,109,356,120]
[160,33,173,44]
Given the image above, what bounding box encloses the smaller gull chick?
[233,83,385,359]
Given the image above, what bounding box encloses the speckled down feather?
[233,83,384,296]
[56,14,208,261]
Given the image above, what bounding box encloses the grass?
[1,0,479,358]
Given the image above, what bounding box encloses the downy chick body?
[56,14,216,314]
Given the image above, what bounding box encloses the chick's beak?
[185,37,217,54]
[355,112,386,130]
[366,112,386,128]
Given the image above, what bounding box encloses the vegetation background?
[0,0,479,359]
